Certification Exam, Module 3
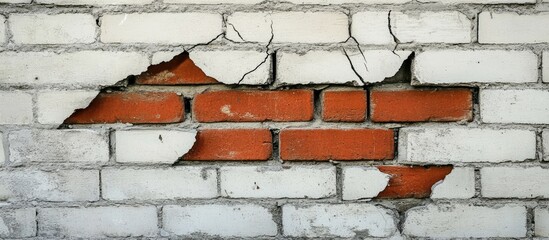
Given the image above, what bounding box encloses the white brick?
[101,13,222,44]
[189,50,271,84]
[481,167,549,198]
[418,0,534,3]
[392,11,471,43]
[220,166,336,199]
[288,0,409,3]
[544,52,549,83]
[351,12,393,45]
[37,90,98,124]
[479,12,549,43]
[413,50,538,84]
[9,129,109,164]
[0,16,6,44]
[165,0,263,3]
[0,0,31,3]
[226,12,348,43]
[39,206,157,238]
[10,14,96,44]
[480,89,549,124]
[283,204,397,238]
[0,51,149,86]
[102,167,217,200]
[536,207,549,237]
[277,50,410,85]
[399,127,536,163]
[115,130,196,164]
[0,91,33,124]
[0,208,36,238]
[431,167,475,199]
[541,129,549,161]
[36,0,153,4]
[0,133,4,164]
[404,204,527,238]
[0,169,99,201]
[342,167,389,200]
[163,204,277,237]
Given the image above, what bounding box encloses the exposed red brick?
[183,129,272,161]
[376,165,453,198]
[279,129,394,161]
[322,90,367,122]
[136,52,218,85]
[370,89,473,122]
[65,92,184,124]
[193,90,314,122]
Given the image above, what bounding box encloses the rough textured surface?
[322,90,367,122]
[0,209,36,238]
[376,165,453,198]
[481,167,549,198]
[342,167,389,200]
[431,167,475,199]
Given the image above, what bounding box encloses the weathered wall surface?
[0,0,548,239]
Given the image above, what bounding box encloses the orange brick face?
[193,90,314,122]
[65,92,184,124]
[322,90,367,122]
[370,89,473,122]
[376,165,453,198]
[279,129,394,161]
[183,129,272,161]
[136,52,218,85]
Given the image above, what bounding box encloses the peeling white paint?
[342,167,390,200]
[189,50,271,85]
[349,50,412,83]
[431,167,475,199]
[115,130,197,164]
[37,90,99,124]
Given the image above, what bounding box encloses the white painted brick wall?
[277,50,410,85]
[481,167,549,198]
[0,51,149,86]
[164,0,263,3]
[115,130,196,164]
[0,133,4,164]
[413,50,538,84]
[0,91,33,125]
[430,167,475,199]
[9,129,109,164]
[480,89,549,124]
[342,167,389,200]
[36,0,153,5]
[399,127,536,163]
[282,204,397,238]
[0,169,99,201]
[479,12,549,43]
[0,16,6,44]
[102,167,217,200]
[220,166,335,198]
[101,13,222,44]
[419,0,534,2]
[351,12,393,45]
[0,0,31,3]
[0,208,36,238]
[10,14,96,44]
[392,11,471,43]
[163,204,277,237]
[37,90,99,124]
[226,12,349,43]
[38,206,158,238]
[404,204,527,238]
[536,207,549,237]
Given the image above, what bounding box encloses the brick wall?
[0,0,548,239]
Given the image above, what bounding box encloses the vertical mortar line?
[216,167,222,198]
[536,128,543,162]
[313,89,322,122]
[527,206,536,238]
[538,49,543,84]
[157,205,163,237]
[271,129,281,164]
[108,128,116,164]
[31,89,39,125]
[271,50,277,86]
[471,6,479,44]
[335,164,343,202]
[473,168,481,198]
[34,207,39,237]
[98,168,103,201]
[392,127,399,162]
[471,87,481,123]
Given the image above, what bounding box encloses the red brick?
[370,89,473,122]
[279,129,394,161]
[322,90,367,122]
[136,52,218,85]
[183,129,272,161]
[376,165,453,198]
[193,90,314,122]
[65,92,184,124]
